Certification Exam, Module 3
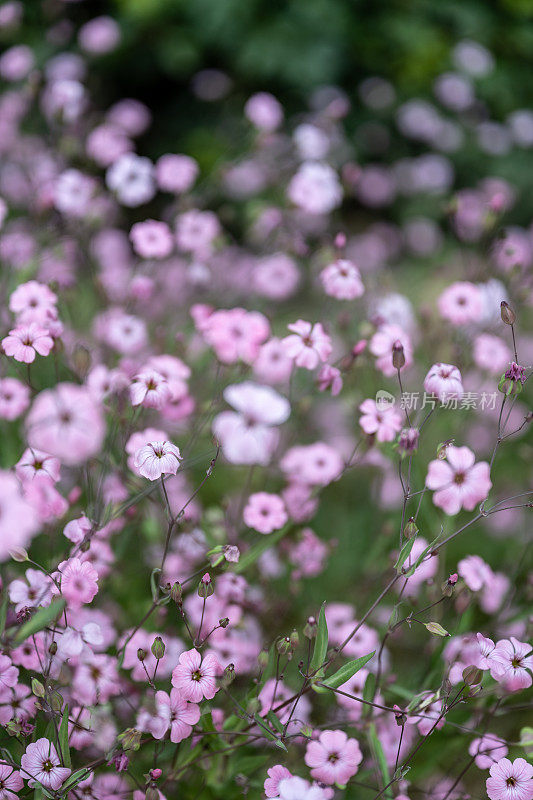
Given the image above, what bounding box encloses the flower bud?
[304,616,317,639]
[118,728,142,751]
[289,630,299,650]
[9,547,28,562]
[500,301,516,325]
[49,691,63,713]
[31,678,45,698]
[219,617,230,629]
[48,641,58,656]
[137,648,147,662]
[403,517,418,540]
[220,663,235,688]
[257,649,269,671]
[393,704,406,727]
[276,636,292,656]
[72,343,92,377]
[170,581,182,604]
[424,621,450,637]
[462,665,483,686]
[198,573,214,598]
[335,232,346,250]
[150,769,162,781]
[392,340,405,370]
[151,636,165,660]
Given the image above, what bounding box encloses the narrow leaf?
[59,705,71,768]
[314,651,375,693]
[395,538,415,573]
[13,598,66,645]
[309,602,328,680]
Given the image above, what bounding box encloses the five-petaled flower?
[134,441,182,481]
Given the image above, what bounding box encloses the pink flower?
[473,334,512,375]
[20,738,71,791]
[0,655,17,690]
[477,633,497,670]
[9,568,53,612]
[457,554,492,592]
[359,398,403,442]
[56,557,99,609]
[134,441,182,481]
[212,382,290,466]
[489,638,533,691]
[288,162,343,215]
[317,365,343,396]
[15,448,60,483]
[243,492,288,534]
[130,220,173,259]
[320,259,364,300]
[0,763,23,800]
[486,758,533,800]
[244,92,283,131]
[171,648,219,702]
[2,323,54,363]
[281,443,343,487]
[130,370,171,409]
[265,765,292,798]
[369,324,413,377]
[438,281,483,325]
[9,280,57,316]
[425,445,492,515]
[153,689,201,742]
[0,378,30,421]
[305,729,363,785]
[424,363,464,402]
[202,308,270,365]
[0,471,40,561]
[156,153,198,193]
[468,734,508,769]
[282,320,332,370]
[253,338,294,384]
[175,209,220,256]
[26,383,106,465]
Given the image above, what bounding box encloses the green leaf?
[150,568,161,601]
[309,602,328,681]
[60,768,92,792]
[13,598,66,645]
[266,710,284,733]
[368,723,392,798]
[362,670,376,716]
[253,714,287,751]
[395,538,416,573]
[233,524,292,574]
[314,651,375,693]
[59,704,71,768]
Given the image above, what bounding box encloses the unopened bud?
[462,666,483,686]
[48,641,58,656]
[31,678,45,698]
[393,704,406,726]
[9,547,28,562]
[500,301,516,326]
[289,630,299,650]
[221,663,235,688]
[49,691,63,713]
[150,769,162,780]
[257,649,269,671]
[151,636,165,660]
[403,517,418,540]
[72,343,92,377]
[424,621,450,637]
[118,728,142,751]
[198,573,214,598]
[170,581,182,604]
[304,616,317,639]
[276,636,291,656]
[137,648,147,662]
[219,617,230,629]
[392,340,405,370]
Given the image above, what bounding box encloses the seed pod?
[304,616,317,639]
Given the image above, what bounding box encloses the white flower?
[134,441,182,481]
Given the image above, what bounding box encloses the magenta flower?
[171,648,219,702]
[153,689,201,743]
[424,363,464,402]
[486,757,533,800]
[243,492,288,534]
[305,729,363,785]
[282,320,332,370]
[20,738,71,791]
[425,445,492,515]
[2,323,54,364]
[134,441,182,481]
[0,763,23,800]
[359,398,403,442]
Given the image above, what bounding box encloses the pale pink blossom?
[473,334,512,375]
[288,162,343,215]
[320,259,364,300]
[56,557,99,609]
[134,441,182,481]
[424,363,464,401]
[130,220,173,259]
[243,492,288,534]
[20,738,71,791]
[244,92,283,131]
[369,324,413,377]
[202,308,270,364]
[489,637,532,691]
[281,443,343,487]
[438,281,483,325]
[264,765,292,798]
[2,323,54,363]
[359,398,403,442]
[0,764,23,800]
[317,365,343,396]
[151,689,201,742]
[305,729,363,785]
[171,648,219,702]
[156,154,198,193]
[278,776,327,800]
[468,734,508,769]
[9,568,53,612]
[130,370,171,409]
[486,757,533,800]
[426,445,492,515]
[15,448,60,483]
[0,378,30,420]
[282,320,332,370]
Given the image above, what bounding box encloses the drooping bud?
[198,573,214,598]
[392,340,405,370]
[149,769,162,781]
[49,691,63,713]
[424,621,450,637]
[500,300,516,326]
[304,616,317,639]
[151,636,165,660]
[109,753,129,773]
